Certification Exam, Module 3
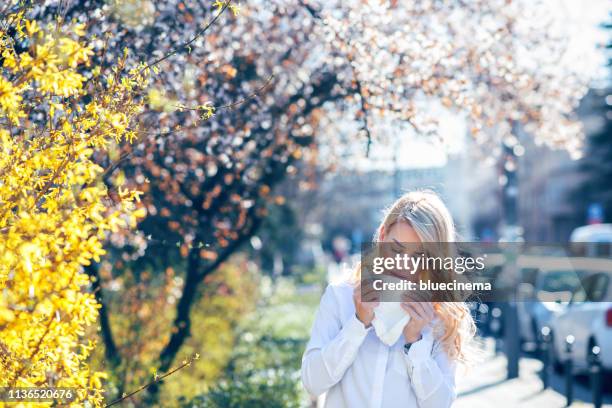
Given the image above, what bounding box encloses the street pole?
[501,135,521,380]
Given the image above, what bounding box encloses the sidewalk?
[455,339,610,408]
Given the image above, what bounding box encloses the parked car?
[516,256,585,344]
[550,261,612,374]
[570,224,612,257]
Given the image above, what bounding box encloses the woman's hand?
[353,279,379,328]
[401,299,435,343]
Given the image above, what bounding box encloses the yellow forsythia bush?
[0,12,148,407]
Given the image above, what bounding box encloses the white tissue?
[372,301,411,346]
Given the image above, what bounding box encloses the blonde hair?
[359,190,476,362]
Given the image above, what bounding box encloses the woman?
[301,191,475,408]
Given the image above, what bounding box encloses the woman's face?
[379,220,424,281]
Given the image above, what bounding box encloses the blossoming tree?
[0,11,149,406]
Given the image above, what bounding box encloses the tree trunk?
[159,249,201,372]
[144,247,201,402]
[86,263,121,369]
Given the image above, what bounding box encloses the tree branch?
[140,0,233,73]
[105,353,199,407]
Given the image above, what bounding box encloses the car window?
[571,273,610,303]
[586,273,610,302]
[570,278,590,303]
[539,270,582,293]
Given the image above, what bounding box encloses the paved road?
[456,339,612,408]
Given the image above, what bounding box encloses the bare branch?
[140,0,233,73]
[105,354,199,407]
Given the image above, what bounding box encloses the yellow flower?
[0,13,151,407]
[0,75,24,122]
[25,19,39,35]
[213,0,225,12]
